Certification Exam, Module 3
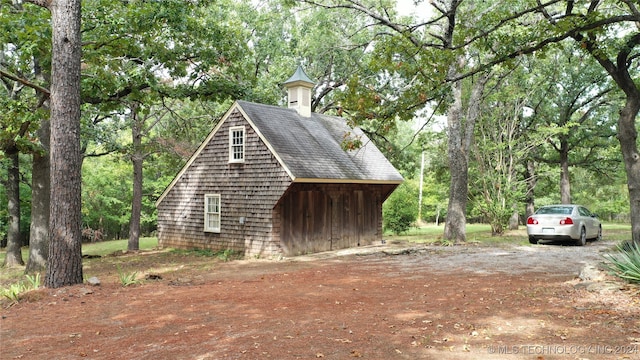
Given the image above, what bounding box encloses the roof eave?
[292,177,403,185]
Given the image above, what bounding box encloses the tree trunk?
[128,106,143,251]
[573,27,640,244]
[26,119,50,274]
[559,140,571,204]
[525,159,536,217]
[45,0,83,288]
[444,69,488,242]
[3,150,25,267]
[443,77,467,243]
[508,209,519,230]
[618,97,640,244]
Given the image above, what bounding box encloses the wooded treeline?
[1,0,638,285]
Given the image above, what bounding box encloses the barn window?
[204,194,221,232]
[229,126,245,163]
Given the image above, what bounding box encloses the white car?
[526,204,602,246]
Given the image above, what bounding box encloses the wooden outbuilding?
[155,67,403,257]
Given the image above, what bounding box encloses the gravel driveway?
[326,238,615,276]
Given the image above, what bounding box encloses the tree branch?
[452,15,639,83]
[23,0,51,9]
[0,69,51,97]
[81,84,151,104]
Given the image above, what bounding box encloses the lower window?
[204,194,221,232]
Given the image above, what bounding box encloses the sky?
[396,0,432,20]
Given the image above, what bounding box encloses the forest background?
[0,0,637,273]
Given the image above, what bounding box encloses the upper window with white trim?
[229,126,245,163]
[204,194,221,233]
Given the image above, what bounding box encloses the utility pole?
[418,150,424,221]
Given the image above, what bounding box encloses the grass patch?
[385,222,633,246]
[601,223,634,242]
[82,237,158,257]
[170,248,242,261]
[0,237,158,266]
[385,223,529,246]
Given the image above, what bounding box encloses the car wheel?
[576,227,586,246]
[529,236,538,245]
[595,226,602,241]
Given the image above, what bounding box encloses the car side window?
[578,207,590,217]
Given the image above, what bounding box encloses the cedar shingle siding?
[156,100,403,258]
[157,109,291,256]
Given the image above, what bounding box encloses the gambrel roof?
[156,100,403,205]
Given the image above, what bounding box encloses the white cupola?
[283,65,315,118]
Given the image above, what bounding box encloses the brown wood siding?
[279,188,332,255]
[278,183,390,256]
[156,109,292,257]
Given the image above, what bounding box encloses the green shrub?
[170,248,240,260]
[216,249,240,262]
[603,241,640,283]
[383,181,418,235]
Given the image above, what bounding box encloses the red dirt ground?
[2,241,639,360]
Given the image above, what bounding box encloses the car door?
[578,206,597,238]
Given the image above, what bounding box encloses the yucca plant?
[1,283,26,303]
[603,241,640,283]
[116,266,140,287]
[25,273,41,290]
[1,274,42,305]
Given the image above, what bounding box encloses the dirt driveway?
[2,240,639,360]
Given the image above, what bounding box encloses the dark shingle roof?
[238,100,403,183]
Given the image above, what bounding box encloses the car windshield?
[536,206,573,215]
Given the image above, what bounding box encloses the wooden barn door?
[330,189,368,250]
[280,185,381,255]
[281,189,332,255]
[352,190,365,246]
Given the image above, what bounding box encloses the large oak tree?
[24,0,83,287]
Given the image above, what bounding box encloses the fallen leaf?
[334,338,352,343]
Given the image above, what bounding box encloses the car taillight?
[527,217,538,225]
[560,217,574,225]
